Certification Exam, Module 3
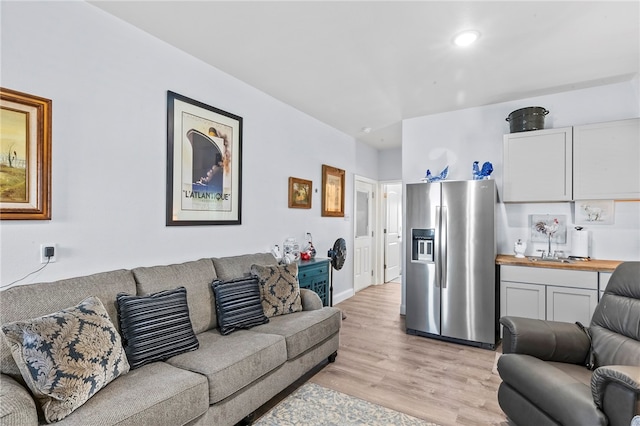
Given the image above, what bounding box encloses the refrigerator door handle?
[435,206,441,288]
[441,206,447,288]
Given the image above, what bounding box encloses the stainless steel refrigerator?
[405,179,497,349]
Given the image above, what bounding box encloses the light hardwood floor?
[309,282,509,426]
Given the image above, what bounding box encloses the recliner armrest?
[500,316,590,364]
[591,365,640,426]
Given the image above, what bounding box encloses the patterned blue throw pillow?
[116,287,199,369]
[251,263,303,318]
[212,277,269,335]
[1,296,130,422]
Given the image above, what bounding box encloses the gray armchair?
[497,262,640,426]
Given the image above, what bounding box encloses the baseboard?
[333,288,354,305]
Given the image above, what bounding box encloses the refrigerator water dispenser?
[411,228,435,262]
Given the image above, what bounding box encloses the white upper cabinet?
[503,127,573,202]
[573,118,640,200]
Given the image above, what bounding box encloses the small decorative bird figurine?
[472,161,493,180]
[423,165,449,183]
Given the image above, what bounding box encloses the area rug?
[254,382,438,426]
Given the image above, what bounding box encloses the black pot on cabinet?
[506,106,549,133]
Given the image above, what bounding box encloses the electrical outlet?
[40,243,57,264]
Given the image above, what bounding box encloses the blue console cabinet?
[297,258,330,306]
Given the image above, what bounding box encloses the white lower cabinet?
[500,281,546,320]
[500,265,599,327]
[546,285,598,325]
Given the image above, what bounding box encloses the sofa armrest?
[0,374,38,426]
[300,288,323,311]
[591,365,640,426]
[500,316,590,364]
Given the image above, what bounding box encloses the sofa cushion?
[0,269,136,379]
[165,329,286,404]
[251,263,302,318]
[212,277,269,335]
[132,259,217,333]
[251,307,342,359]
[53,362,208,426]
[0,374,38,425]
[117,287,199,369]
[1,297,130,423]
[212,253,278,281]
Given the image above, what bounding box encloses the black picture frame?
[166,91,242,226]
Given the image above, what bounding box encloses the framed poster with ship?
[0,87,52,220]
[166,91,242,225]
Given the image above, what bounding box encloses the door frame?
[352,177,404,293]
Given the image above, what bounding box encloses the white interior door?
[354,179,374,292]
[384,183,402,282]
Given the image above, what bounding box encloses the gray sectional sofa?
[0,253,342,425]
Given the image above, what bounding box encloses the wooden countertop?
[496,254,623,272]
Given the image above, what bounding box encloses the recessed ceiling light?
[362,127,372,134]
[454,30,480,47]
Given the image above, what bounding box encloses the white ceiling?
[89,1,639,150]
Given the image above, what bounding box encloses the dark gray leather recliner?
[497,261,640,426]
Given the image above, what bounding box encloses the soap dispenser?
[514,239,527,258]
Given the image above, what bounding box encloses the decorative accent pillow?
[1,296,130,423]
[251,263,303,317]
[116,287,199,369]
[212,277,269,335]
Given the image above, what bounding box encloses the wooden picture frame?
[321,164,345,217]
[0,88,52,220]
[288,177,312,209]
[167,91,242,225]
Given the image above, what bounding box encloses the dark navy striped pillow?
[212,277,269,335]
[116,287,199,369]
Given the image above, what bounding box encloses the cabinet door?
[503,127,573,202]
[297,260,330,306]
[500,281,546,320]
[574,118,640,200]
[546,286,597,325]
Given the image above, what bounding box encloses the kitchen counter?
[496,254,623,272]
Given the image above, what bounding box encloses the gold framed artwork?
[0,87,52,220]
[321,164,345,217]
[166,91,242,226]
[288,177,312,209]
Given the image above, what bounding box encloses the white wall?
[377,147,402,182]
[403,80,640,261]
[0,1,357,298]
[355,140,379,181]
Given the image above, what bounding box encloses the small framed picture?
[575,200,615,225]
[321,164,345,217]
[288,177,312,209]
[529,214,567,243]
[1,87,52,220]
